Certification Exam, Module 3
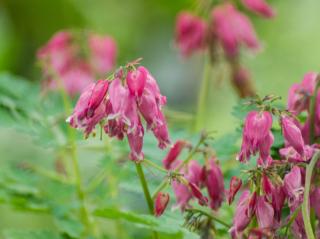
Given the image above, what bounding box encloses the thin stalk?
[53,69,95,237]
[152,136,204,199]
[143,159,168,174]
[194,55,211,131]
[302,150,320,239]
[309,76,320,143]
[135,162,159,239]
[185,208,231,228]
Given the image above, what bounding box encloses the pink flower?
[255,196,274,229]
[230,190,256,238]
[284,166,304,208]
[154,192,170,217]
[237,111,273,164]
[188,182,208,206]
[162,140,188,170]
[175,11,207,56]
[227,176,242,205]
[311,187,320,219]
[67,81,108,137]
[281,116,305,156]
[205,158,224,210]
[126,66,148,97]
[287,72,318,115]
[242,0,275,18]
[211,3,259,57]
[88,34,117,75]
[279,145,315,163]
[231,66,255,98]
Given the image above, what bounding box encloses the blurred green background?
[0,0,320,237]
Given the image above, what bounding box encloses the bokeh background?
[0,0,320,237]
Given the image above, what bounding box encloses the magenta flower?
[38,31,117,96]
[126,66,148,97]
[162,140,188,170]
[310,187,320,219]
[255,196,274,229]
[205,158,224,210]
[227,176,242,205]
[211,3,259,57]
[241,0,275,18]
[188,182,208,206]
[88,34,117,76]
[279,145,315,163]
[284,166,304,208]
[287,72,318,115]
[237,111,273,164]
[154,192,170,217]
[175,11,207,56]
[281,116,305,156]
[230,190,256,238]
[68,64,169,161]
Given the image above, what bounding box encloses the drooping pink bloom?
[66,81,108,137]
[255,196,274,229]
[242,0,275,18]
[311,187,320,219]
[248,228,272,239]
[88,34,117,75]
[172,160,203,210]
[287,72,318,115]
[188,182,208,206]
[281,116,305,156]
[154,192,170,217]
[237,111,273,164]
[279,145,315,163]
[284,166,304,208]
[175,12,207,56]
[162,140,188,170]
[227,176,242,205]
[126,66,148,97]
[230,190,256,238]
[211,3,259,57]
[205,158,224,210]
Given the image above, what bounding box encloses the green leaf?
[3,230,62,239]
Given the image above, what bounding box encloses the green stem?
[135,162,159,239]
[302,150,320,239]
[309,76,320,143]
[185,208,231,228]
[194,55,211,131]
[143,159,168,174]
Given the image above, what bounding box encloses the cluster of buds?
[154,137,225,218]
[37,30,117,96]
[67,60,170,161]
[175,0,275,98]
[230,72,320,238]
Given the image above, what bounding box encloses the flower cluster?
[157,139,224,214]
[67,62,170,160]
[37,30,117,96]
[231,72,320,238]
[175,0,275,98]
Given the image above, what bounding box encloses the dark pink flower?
[188,182,208,206]
[242,0,275,18]
[287,72,317,115]
[205,158,224,210]
[237,111,273,163]
[227,176,242,205]
[281,116,305,156]
[311,187,320,219]
[88,33,117,75]
[86,80,109,118]
[175,12,207,56]
[126,66,148,97]
[255,196,274,229]
[211,3,259,57]
[162,140,188,170]
[154,192,170,217]
[279,145,315,163]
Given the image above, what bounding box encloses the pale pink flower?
[88,34,117,75]
[211,3,259,57]
[255,196,274,229]
[242,0,275,18]
[154,192,170,217]
[175,11,207,56]
[284,166,304,208]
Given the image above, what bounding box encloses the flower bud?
[227,176,242,205]
[241,0,275,18]
[86,80,109,118]
[189,182,208,206]
[162,140,188,170]
[154,192,170,217]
